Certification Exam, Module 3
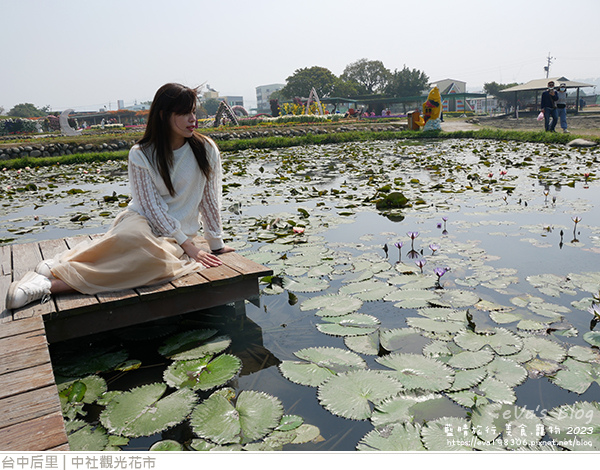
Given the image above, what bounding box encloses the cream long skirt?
[51,211,203,295]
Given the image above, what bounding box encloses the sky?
[2,0,599,113]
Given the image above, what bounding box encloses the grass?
[1,124,598,170]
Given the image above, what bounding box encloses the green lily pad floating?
[454,327,523,356]
[385,289,440,309]
[470,403,543,448]
[485,357,528,387]
[190,388,284,445]
[163,354,242,391]
[370,390,448,428]
[149,440,183,451]
[376,353,455,392]
[568,345,600,363]
[246,423,322,451]
[447,367,487,392]
[58,375,107,406]
[66,420,109,451]
[379,327,428,353]
[446,349,495,370]
[526,273,577,297]
[316,313,380,337]
[436,289,480,308]
[544,402,600,450]
[339,279,397,302]
[299,293,363,317]
[282,275,329,293]
[448,377,516,407]
[357,423,426,451]
[99,383,197,438]
[584,331,600,347]
[406,317,466,341]
[344,330,380,355]
[278,347,367,387]
[158,329,231,360]
[550,358,600,394]
[317,370,402,420]
[53,347,128,377]
[421,417,492,451]
[417,307,465,321]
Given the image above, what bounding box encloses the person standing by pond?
[556,83,569,133]
[6,83,234,310]
[540,81,558,132]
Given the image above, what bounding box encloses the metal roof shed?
[500,77,595,114]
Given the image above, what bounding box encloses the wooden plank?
[0,386,62,430]
[0,412,67,451]
[37,238,69,265]
[0,328,48,360]
[0,362,56,401]
[96,289,139,304]
[0,244,10,277]
[199,264,242,284]
[54,291,100,312]
[219,251,273,277]
[44,277,260,343]
[0,343,49,376]
[10,242,43,281]
[171,272,211,288]
[0,274,13,324]
[0,315,44,340]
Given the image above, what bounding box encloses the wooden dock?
[0,234,272,451]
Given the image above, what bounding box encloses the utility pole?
[544,53,554,78]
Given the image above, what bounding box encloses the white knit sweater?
[126,139,224,250]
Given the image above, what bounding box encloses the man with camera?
[540,81,559,132]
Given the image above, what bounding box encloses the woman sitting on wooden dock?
[6,83,234,310]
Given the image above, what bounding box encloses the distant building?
[429,79,474,112]
[117,100,125,110]
[256,84,284,114]
[220,96,244,108]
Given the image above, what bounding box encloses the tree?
[280,66,338,99]
[385,66,429,98]
[331,77,364,97]
[8,103,48,118]
[340,59,391,94]
[203,98,220,116]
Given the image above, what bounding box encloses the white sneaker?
[6,272,52,310]
[35,259,57,279]
[563,129,570,133]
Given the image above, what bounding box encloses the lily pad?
[316,313,380,337]
[278,347,367,387]
[550,358,600,394]
[376,353,455,392]
[163,354,242,391]
[190,388,284,445]
[158,329,231,360]
[544,401,600,450]
[299,293,363,317]
[454,327,523,356]
[99,383,197,438]
[357,423,426,451]
[470,403,544,447]
[317,370,402,420]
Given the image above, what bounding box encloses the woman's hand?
[181,239,223,267]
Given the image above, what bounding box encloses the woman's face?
[169,109,197,147]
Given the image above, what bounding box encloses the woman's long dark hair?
[138,83,211,196]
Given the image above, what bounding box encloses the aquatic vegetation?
[34,137,600,451]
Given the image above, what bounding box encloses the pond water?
[2,138,600,451]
